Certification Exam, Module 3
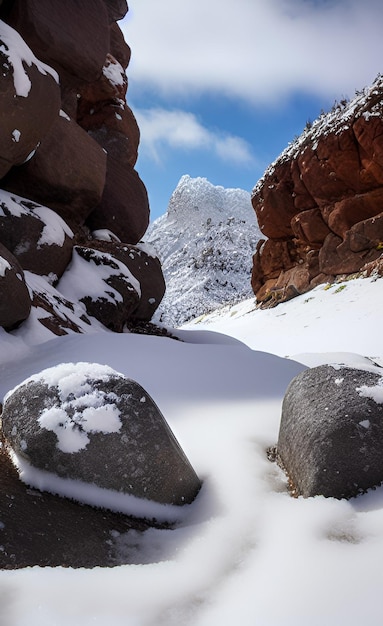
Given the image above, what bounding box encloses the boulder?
[77,54,128,115]
[2,362,202,507]
[5,0,110,83]
[0,243,31,329]
[0,190,74,280]
[57,245,141,332]
[2,115,107,227]
[277,365,383,499]
[109,21,131,69]
[0,20,60,178]
[86,133,149,243]
[88,239,166,322]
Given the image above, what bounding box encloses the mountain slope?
[146,175,262,326]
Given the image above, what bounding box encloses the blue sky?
[120,0,383,222]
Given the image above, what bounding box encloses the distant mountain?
[146,175,262,326]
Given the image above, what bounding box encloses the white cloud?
[134,107,256,165]
[122,0,383,104]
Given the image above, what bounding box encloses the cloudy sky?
[121,0,383,222]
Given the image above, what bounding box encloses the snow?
[0,272,383,624]
[0,189,73,247]
[102,58,125,87]
[58,247,142,304]
[7,362,124,453]
[0,19,58,97]
[0,256,11,277]
[11,129,20,142]
[147,175,262,325]
[356,379,383,404]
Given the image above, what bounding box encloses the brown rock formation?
[0,4,165,335]
[252,79,383,305]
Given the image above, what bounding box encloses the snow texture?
[6,362,124,453]
[0,245,383,623]
[58,247,141,305]
[146,175,262,326]
[0,19,59,97]
[102,58,125,86]
[0,256,11,277]
[0,189,73,246]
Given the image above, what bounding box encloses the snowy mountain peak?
[166,175,255,230]
[146,175,262,326]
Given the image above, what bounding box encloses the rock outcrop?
[2,362,202,507]
[0,3,163,335]
[275,365,383,499]
[252,77,383,305]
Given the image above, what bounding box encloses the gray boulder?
[2,363,201,508]
[277,364,383,499]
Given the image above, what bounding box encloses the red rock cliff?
[251,77,383,306]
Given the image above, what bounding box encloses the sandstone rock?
[252,161,297,239]
[326,189,383,238]
[57,245,141,332]
[88,109,140,166]
[88,239,166,321]
[5,0,109,83]
[277,365,383,499]
[0,243,31,329]
[86,133,149,243]
[77,54,128,116]
[251,77,383,304]
[104,0,129,23]
[291,208,331,246]
[2,115,107,227]
[110,21,131,69]
[318,232,381,275]
[0,20,60,178]
[2,363,202,508]
[0,190,74,280]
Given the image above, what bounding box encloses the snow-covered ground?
[0,274,383,625]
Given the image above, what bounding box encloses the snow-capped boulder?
[3,115,107,226]
[0,190,74,280]
[147,175,262,326]
[0,20,60,179]
[276,365,383,499]
[0,243,31,329]
[57,246,141,332]
[2,363,202,508]
[86,240,166,322]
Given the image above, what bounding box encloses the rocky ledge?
[251,75,383,306]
